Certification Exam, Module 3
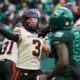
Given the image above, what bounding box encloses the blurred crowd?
[0,0,80,28]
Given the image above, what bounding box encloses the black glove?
[38,26,50,38]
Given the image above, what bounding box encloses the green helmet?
[49,7,74,32]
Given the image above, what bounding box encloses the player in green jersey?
[71,19,80,80]
[47,7,80,80]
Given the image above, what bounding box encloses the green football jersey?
[50,30,80,79]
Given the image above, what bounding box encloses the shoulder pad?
[54,31,64,38]
[13,27,21,34]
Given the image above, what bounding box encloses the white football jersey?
[0,38,18,63]
[13,27,44,70]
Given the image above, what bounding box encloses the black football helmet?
[21,9,40,32]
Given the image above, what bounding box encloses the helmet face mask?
[49,7,74,32]
[26,18,38,28]
[21,9,40,32]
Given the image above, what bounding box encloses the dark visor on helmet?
[25,12,38,18]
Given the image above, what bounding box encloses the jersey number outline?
[73,31,80,61]
[0,41,14,55]
[32,39,41,57]
[73,40,80,61]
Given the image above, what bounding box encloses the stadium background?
[0,0,80,73]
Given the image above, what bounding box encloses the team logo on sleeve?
[55,32,64,37]
[13,29,21,32]
[13,29,21,34]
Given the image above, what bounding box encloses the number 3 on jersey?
[32,39,41,57]
[1,41,14,55]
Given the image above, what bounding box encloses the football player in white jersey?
[0,9,51,80]
[0,27,18,80]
